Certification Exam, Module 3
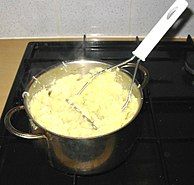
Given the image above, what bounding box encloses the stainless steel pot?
[4,60,149,175]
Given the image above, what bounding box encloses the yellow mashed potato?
[29,67,139,138]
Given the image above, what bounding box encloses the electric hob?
[0,35,194,185]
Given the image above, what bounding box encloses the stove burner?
[185,52,194,76]
[184,35,194,75]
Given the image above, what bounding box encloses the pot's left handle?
[4,105,46,139]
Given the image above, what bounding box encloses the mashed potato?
[29,67,139,138]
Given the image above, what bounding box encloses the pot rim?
[23,59,144,140]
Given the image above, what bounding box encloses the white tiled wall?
[0,0,193,38]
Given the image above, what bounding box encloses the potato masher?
[77,0,188,111]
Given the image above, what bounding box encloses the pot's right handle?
[123,63,149,89]
[4,105,46,139]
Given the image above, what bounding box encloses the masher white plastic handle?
[132,0,188,61]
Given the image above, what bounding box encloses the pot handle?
[4,105,46,139]
[122,63,149,89]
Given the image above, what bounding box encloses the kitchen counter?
[0,38,84,118]
[0,39,27,118]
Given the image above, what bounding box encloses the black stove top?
[0,35,194,185]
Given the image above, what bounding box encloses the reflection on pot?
[48,133,115,171]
